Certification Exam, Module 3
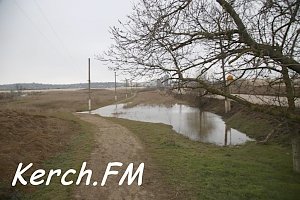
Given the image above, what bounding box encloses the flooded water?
[93,103,254,146]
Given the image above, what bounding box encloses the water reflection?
[225,125,231,146]
[93,103,254,146]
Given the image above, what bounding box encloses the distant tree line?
[0,82,124,91]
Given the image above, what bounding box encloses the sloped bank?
[174,93,300,146]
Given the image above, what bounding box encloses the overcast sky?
[0,0,135,84]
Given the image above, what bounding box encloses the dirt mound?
[0,110,76,187]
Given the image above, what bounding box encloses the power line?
[12,0,64,57]
[33,0,73,61]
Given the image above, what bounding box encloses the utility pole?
[218,13,231,113]
[130,80,133,95]
[88,58,91,113]
[125,79,128,99]
[220,39,230,113]
[114,71,117,102]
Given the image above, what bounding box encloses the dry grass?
[124,90,188,108]
[0,89,128,113]
[0,89,123,176]
[0,89,125,199]
[0,110,76,183]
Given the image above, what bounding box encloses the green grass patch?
[23,113,97,200]
[107,117,300,200]
[226,111,272,139]
[226,111,293,146]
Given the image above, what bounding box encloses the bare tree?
[99,0,300,118]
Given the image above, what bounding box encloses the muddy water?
[93,103,254,146]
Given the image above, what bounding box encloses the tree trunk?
[282,66,295,113]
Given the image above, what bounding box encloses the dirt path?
[73,113,159,200]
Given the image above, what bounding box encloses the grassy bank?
[24,113,97,200]
[175,93,300,146]
[107,117,300,199]
[0,89,121,199]
[26,112,97,200]
[0,112,97,200]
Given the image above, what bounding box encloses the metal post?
[88,58,91,113]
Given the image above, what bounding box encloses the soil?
[0,109,76,197]
[73,113,169,200]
